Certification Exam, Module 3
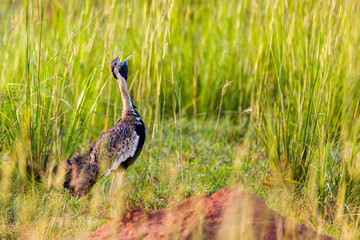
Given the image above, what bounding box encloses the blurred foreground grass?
[1,0,360,238]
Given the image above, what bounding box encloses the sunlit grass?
[1,0,360,239]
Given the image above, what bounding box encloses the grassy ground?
[1,0,360,239]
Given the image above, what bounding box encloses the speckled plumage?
[61,53,146,197]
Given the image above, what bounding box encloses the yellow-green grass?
[1,0,360,238]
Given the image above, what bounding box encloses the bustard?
[60,52,146,197]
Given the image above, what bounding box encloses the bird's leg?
[109,168,126,197]
[110,173,116,194]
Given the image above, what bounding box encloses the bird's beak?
[114,50,122,64]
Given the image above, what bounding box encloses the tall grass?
[1,0,360,238]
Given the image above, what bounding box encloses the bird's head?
[109,51,128,81]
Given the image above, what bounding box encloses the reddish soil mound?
[88,188,333,240]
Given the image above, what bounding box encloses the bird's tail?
[53,154,98,197]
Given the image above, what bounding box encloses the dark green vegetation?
[1,0,360,238]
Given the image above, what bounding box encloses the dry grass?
[1,0,360,239]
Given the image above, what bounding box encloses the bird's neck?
[117,78,133,115]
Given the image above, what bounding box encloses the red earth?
[88,188,333,240]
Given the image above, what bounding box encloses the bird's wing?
[96,124,140,176]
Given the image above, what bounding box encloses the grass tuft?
[1,0,360,238]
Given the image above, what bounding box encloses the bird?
[59,52,146,197]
